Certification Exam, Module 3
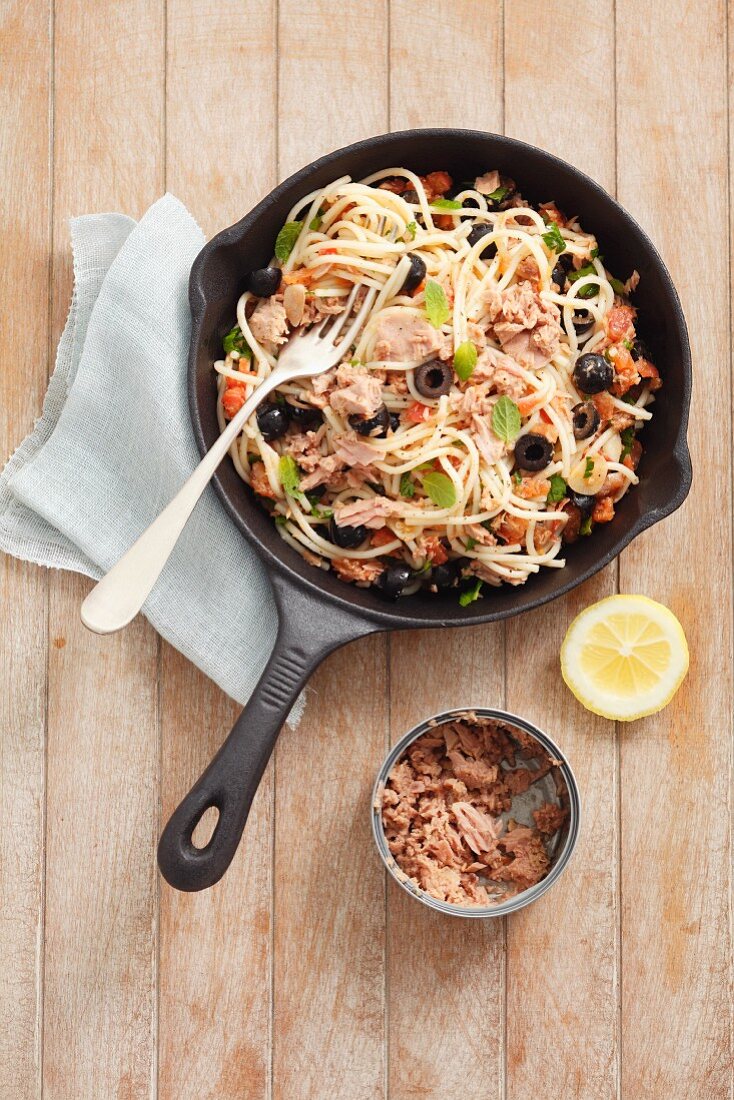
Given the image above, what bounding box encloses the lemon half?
[561,595,689,721]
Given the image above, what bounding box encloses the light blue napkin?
[0,194,298,717]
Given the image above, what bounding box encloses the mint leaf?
[432,198,462,210]
[620,427,635,460]
[275,515,287,528]
[590,246,601,259]
[424,280,450,328]
[309,207,325,231]
[459,578,483,606]
[275,220,303,262]
[421,471,457,509]
[465,536,477,551]
[541,221,566,253]
[399,471,415,498]
[223,325,252,357]
[453,340,477,382]
[512,470,522,485]
[278,454,301,496]
[546,473,567,503]
[492,396,521,444]
[487,185,510,203]
[405,220,417,240]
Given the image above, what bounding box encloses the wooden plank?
[616,0,732,1093]
[158,3,277,1096]
[0,1,51,1096]
[503,5,619,1097]
[387,5,505,1098]
[42,1,164,1096]
[272,5,389,1098]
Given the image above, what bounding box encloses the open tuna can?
[372,707,580,918]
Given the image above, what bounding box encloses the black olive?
[572,401,600,440]
[414,359,453,398]
[467,222,497,258]
[401,253,426,294]
[246,267,282,298]
[630,338,651,362]
[287,401,323,429]
[329,518,367,549]
[571,309,595,335]
[348,404,390,438]
[306,484,326,500]
[573,353,613,394]
[558,252,574,272]
[256,403,290,441]
[389,412,400,432]
[430,559,461,589]
[551,262,568,290]
[402,188,420,205]
[567,489,595,516]
[377,563,413,600]
[513,432,553,472]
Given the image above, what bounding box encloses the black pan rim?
[187,127,693,631]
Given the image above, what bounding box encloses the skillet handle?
[157,579,378,891]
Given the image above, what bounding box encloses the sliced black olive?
[349,404,390,438]
[389,412,400,432]
[246,267,282,298]
[306,484,326,500]
[572,401,600,440]
[256,403,290,441]
[551,262,568,290]
[329,518,367,549]
[467,222,497,258]
[401,253,426,294]
[571,308,595,335]
[402,188,420,205]
[376,563,412,600]
[414,359,453,398]
[573,353,613,395]
[630,337,651,362]
[513,432,553,472]
[567,488,595,516]
[430,559,461,589]
[558,252,574,273]
[287,401,323,429]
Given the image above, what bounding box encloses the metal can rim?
[371,705,581,919]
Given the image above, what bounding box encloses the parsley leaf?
[432,198,462,210]
[590,246,601,259]
[274,515,287,528]
[399,471,415,498]
[405,220,417,240]
[222,325,252,357]
[421,471,457,509]
[580,516,593,536]
[275,220,303,262]
[459,578,483,606]
[546,473,567,503]
[512,470,522,485]
[309,213,323,231]
[620,427,635,460]
[568,261,599,299]
[583,457,595,479]
[465,536,477,551]
[609,276,626,296]
[424,280,450,328]
[487,185,510,203]
[492,396,522,443]
[453,340,477,382]
[541,221,566,253]
[278,454,301,497]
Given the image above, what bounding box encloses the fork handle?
[80,370,281,635]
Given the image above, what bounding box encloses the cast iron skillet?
[157,129,692,892]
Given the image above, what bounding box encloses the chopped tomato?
[637,357,662,391]
[371,527,396,548]
[434,214,455,231]
[604,305,636,343]
[539,406,553,423]
[411,278,426,297]
[222,385,246,418]
[424,170,452,196]
[592,496,615,523]
[610,346,640,396]
[250,461,277,500]
[282,270,314,286]
[378,178,405,194]
[623,439,643,471]
[422,536,449,565]
[496,514,529,544]
[406,402,432,423]
[320,247,338,255]
[517,392,543,416]
[592,391,616,422]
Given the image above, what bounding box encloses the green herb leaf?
[405,220,417,240]
[622,392,637,405]
[309,215,322,231]
[546,473,567,503]
[349,357,361,367]
[622,338,633,350]
[568,261,599,299]
[459,578,483,606]
[620,427,635,460]
[583,457,594,480]
[278,454,301,496]
[512,470,522,485]
[453,340,477,382]
[465,536,477,551]
[541,221,566,253]
[580,516,593,536]
[609,276,626,296]
[421,471,457,509]
[487,185,510,203]
[274,515,287,528]
[222,325,252,357]
[590,246,601,259]
[275,220,303,262]
[424,280,450,328]
[399,471,415,498]
[431,197,462,210]
[492,396,522,444]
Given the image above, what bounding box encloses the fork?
[80,279,379,634]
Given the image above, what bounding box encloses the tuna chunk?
[248,298,289,347]
[374,313,443,362]
[485,282,561,369]
[329,373,384,418]
[333,495,402,530]
[332,434,382,466]
[474,170,500,195]
[331,557,384,584]
[533,802,569,835]
[471,414,506,466]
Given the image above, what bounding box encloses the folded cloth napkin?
[0,194,301,720]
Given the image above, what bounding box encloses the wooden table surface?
[1,2,732,1097]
